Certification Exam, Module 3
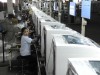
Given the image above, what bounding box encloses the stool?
[16,56,31,75]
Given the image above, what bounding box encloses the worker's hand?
[34,35,40,39]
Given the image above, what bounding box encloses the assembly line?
[29,2,100,75]
[0,0,100,75]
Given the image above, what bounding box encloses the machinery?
[43,25,80,66]
[67,58,100,75]
[31,5,47,31]
[46,34,100,75]
[31,5,39,22]
[37,15,56,35]
[31,5,57,34]
[39,21,63,57]
[31,6,45,33]
[30,5,100,75]
[33,12,46,33]
[41,23,65,58]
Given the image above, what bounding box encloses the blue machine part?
[69,2,76,16]
[81,0,91,19]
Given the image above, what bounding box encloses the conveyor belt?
[34,44,41,75]
[33,44,46,75]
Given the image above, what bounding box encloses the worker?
[20,27,39,57]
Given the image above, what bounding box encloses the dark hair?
[8,14,15,19]
[21,27,27,35]
[25,18,29,21]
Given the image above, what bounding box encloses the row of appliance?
[30,4,100,75]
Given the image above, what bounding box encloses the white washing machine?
[43,25,80,66]
[67,58,100,75]
[41,23,66,58]
[37,15,56,35]
[39,21,65,56]
[46,34,100,75]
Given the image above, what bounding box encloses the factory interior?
[0,0,100,75]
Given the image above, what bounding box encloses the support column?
[40,0,42,10]
[15,0,19,6]
[49,0,52,16]
[27,0,29,3]
[38,0,41,9]
[19,0,24,11]
[37,0,39,8]
[7,0,13,14]
[46,1,49,14]
[81,18,87,36]
[15,0,19,12]
[58,0,62,22]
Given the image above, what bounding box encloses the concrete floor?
[0,66,17,75]
[0,47,20,75]
[0,51,36,75]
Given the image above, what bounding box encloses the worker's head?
[21,27,29,36]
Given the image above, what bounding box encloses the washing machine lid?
[50,24,65,29]
[89,61,100,75]
[68,59,99,75]
[63,35,96,46]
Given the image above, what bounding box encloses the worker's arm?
[31,35,40,44]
